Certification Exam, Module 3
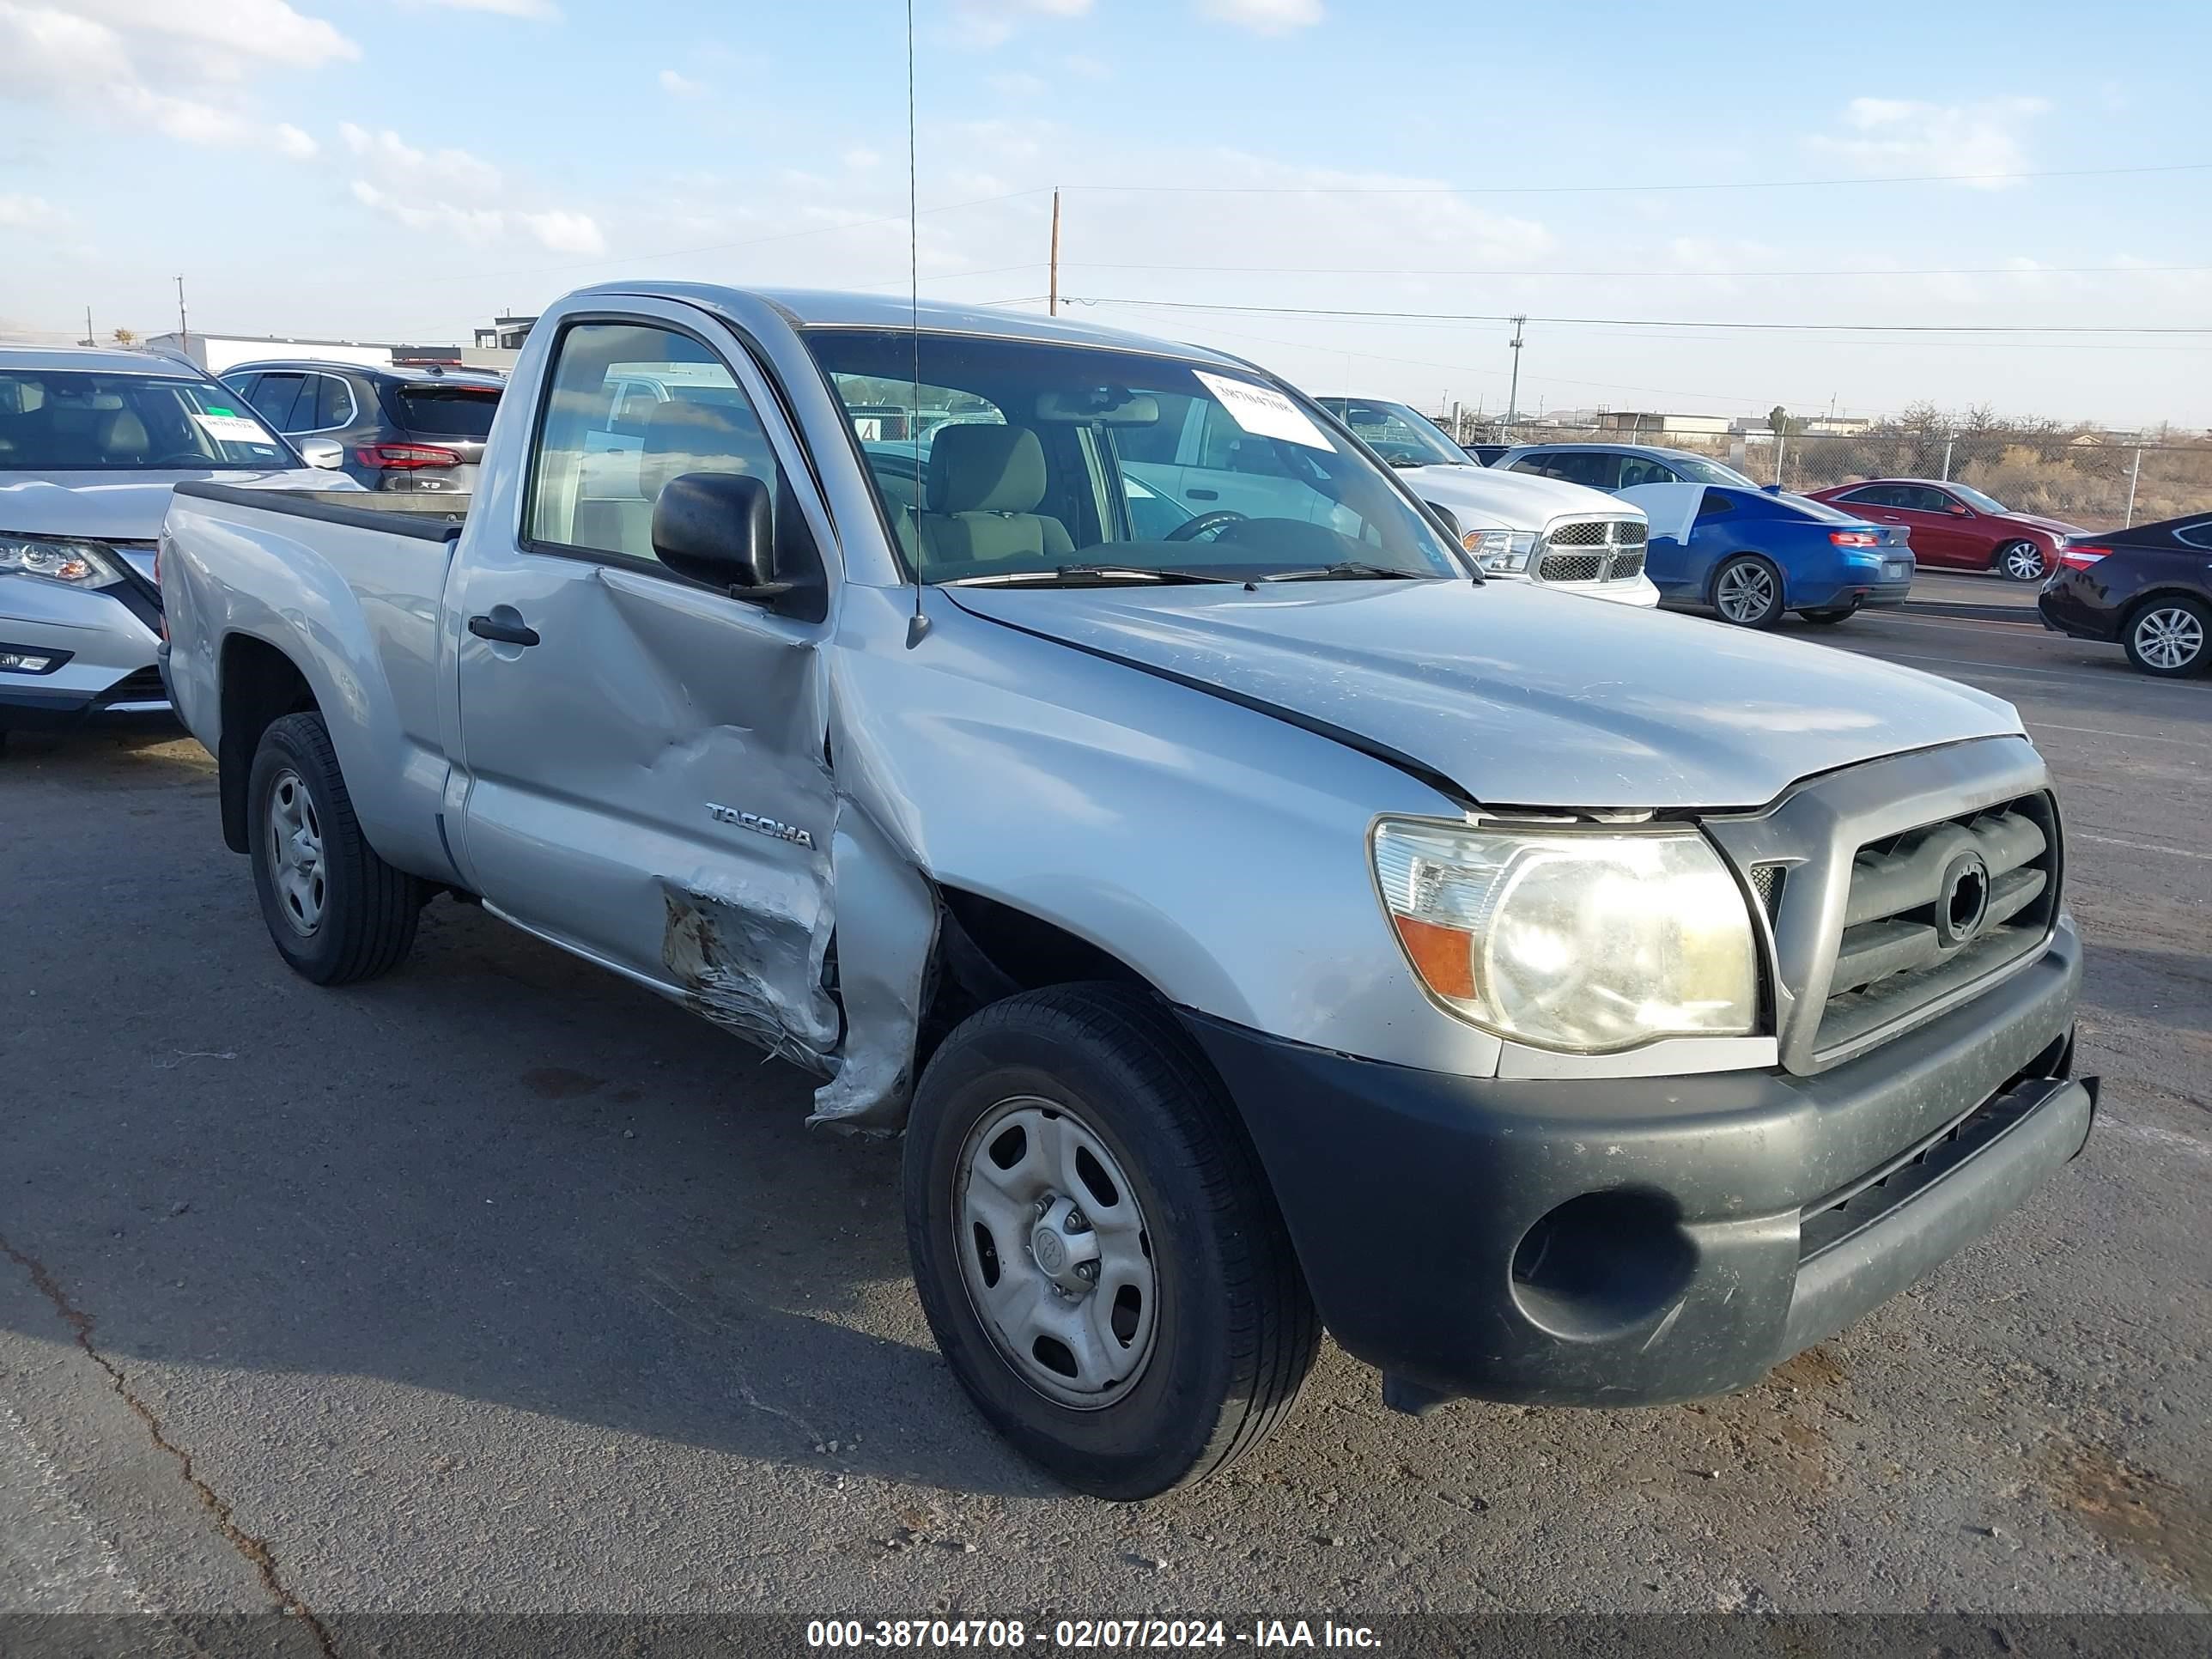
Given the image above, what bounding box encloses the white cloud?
[343,121,599,253]
[0,191,59,228]
[659,67,703,97]
[416,0,560,16]
[1198,0,1323,33]
[951,0,1090,49]
[515,208,605,254]
[0,1,347,155]
[340,121,504,197]
[1063,52,1111,80]
[843,145,882,170]
[1807,95,2051,188]
[989,70,1047,97]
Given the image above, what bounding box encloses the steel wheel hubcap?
[954,1097,1158,1409]
[267,769,326,936]
[1718,562,1775,622]
[2006,543,2045,580]
[2137,608,2203,670]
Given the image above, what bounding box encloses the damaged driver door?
[449,302,845,1073]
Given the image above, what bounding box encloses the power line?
[1063,296,2212,337]
[1060,161,2212,197]
[1056,258,2212,282]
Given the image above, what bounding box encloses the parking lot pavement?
[2,592,2208,1624]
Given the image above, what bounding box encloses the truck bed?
[172,480,467,542]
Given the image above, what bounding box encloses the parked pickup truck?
[161,283,2097,1501]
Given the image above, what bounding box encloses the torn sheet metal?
[805,806,939,1133]
[660,879,840,1075]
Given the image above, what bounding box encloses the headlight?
[1372,819,1759,1052]
[0,534,125,588]
[1462,527,1538,574]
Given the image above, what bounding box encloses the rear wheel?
[1712,555,1784,629]
[247,712,422,983]
[1799,602,1859,625]
[2123,598,2209,678]
[904,985,1317,1500]
[1996,540,2049,583]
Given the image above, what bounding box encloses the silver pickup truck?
[159,283,2096,1501]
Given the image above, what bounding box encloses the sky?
[5,0,2210,429]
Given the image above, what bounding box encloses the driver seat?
[918,425,1073,565]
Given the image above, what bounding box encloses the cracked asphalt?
[2,573,2207,1633]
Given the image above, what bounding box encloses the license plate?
[1883,561,1909,580]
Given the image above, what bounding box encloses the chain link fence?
[1442,416,2212,529]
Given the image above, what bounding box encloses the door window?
[1837,484,1895,507]
[525,321,787,567]
[245,372,307,430]
[1899,486,1954,513]
[1514,450,1619,489]
[1616,455,1681,489]
[309,374,356,431]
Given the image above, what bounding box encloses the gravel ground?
[2,572,2206,1634]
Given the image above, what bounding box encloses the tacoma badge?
[705,803,815,849]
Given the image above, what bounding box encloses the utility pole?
[1504,314,1526,437]
[175,275,189,356]
[1048,187,1060,317]
[2125,447,2142,526]
[83,305,94,348]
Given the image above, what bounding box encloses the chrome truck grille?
[1701,739,2063,1075]
[1535,518,1646,585]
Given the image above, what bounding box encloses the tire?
[1996,540,2049,583]
[903,984,1318,1500]
[1711,555,1785,629]
[246,712,422,984]
[1799,602,1859,625]
[2122,596,2210,678]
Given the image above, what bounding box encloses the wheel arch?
[216,632,321,854]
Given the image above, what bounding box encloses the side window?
[1838,484,1889,507]
[1897,486,1944,513]
[1696,489,1736,519]
[1536,452,1619,489]
[246,372,305,430]
[525,320,787,568]
[312,374,354,430]
[1616,456,1678,489]
[2175,522,2212,550]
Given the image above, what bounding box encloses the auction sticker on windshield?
[191,411,276,444]
[1194,371,1331,452]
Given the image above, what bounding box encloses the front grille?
[1814,793,2058,1058]
[1747,861,1786,921]
[1540,552,1604,582]
[1534,518,1646,586]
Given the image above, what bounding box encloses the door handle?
[468,613,540,647]
[1186,488,1219,501]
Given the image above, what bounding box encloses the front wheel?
[247,712,423,983]
[1996,540,2049,583]
[904,985,1318,1500]
[2123,598,2209,678]
[1799,602,1859,625]
[1712,555,1784,629]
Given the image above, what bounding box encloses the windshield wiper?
[1258,562,1432,583]
[946,563,1239,587]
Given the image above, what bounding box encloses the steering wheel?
[1164,508,1249,544]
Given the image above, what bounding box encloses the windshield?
[1667,453,1761,489]
[1949,483,2008,514]
[1315,398,1469,469]
[805,330,1467,586]
[0,368,293,471]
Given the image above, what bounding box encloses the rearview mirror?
[651,471,789,603]
[1035,389,1160,425]
[298,437,345,471]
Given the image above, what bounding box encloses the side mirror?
[298,437,345,471]
[651,471,790,602]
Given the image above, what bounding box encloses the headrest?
[929,424,1044,515]
[96,409,149,457]
[640,398,765,501]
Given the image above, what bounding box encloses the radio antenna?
[903,0,930,648]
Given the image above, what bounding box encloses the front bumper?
[0,576,167,726]
[1184,917,2088,1408]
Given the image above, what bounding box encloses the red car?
[1805,479,2082,582]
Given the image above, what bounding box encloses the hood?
[2006,512,2083,538]
[1394,461,1635,531]
[0,468,348,542]
[946,580,2021,811]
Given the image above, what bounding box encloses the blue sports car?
[1492,442,1915,628]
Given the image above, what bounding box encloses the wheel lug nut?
[1074,1261,1098,1282]
[1065,1209,1089,1233]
